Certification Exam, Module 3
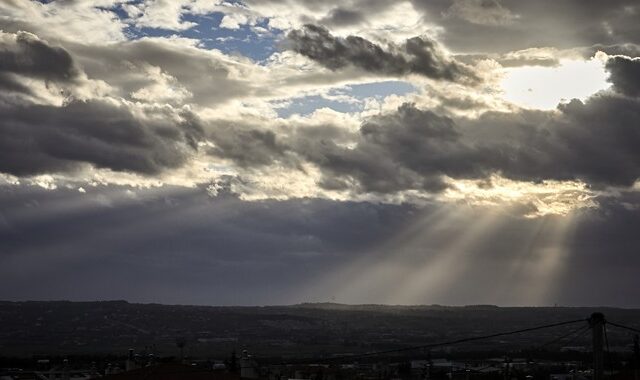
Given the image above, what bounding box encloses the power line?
[606,320,640,334]
[320,318,588,362]
[604,323,614,379]
[538,324,590,350]
[233,319,590,371]
[112,318,595,376]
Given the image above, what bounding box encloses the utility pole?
[633,334,639,380]
[590,313,605,380]
[504,356,511,380]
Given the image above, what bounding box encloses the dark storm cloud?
[0,31,79,94]
[477,95,640,187]
[0,184,415,304]
[207,124,287,168]
[0,31,78,81]
[2,184,640,306]
[606,56,640,97]
[205,120,356,170]
[0,99,204,176]
[319,8,366,27]
[551,192,640,306]
[287,24,477,82]
[295,104,489,193]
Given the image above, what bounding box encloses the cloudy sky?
[1,0,640,307]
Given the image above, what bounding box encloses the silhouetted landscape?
[1,301,639,357]
[3,301,640,378]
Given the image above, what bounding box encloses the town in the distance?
[0,301,639,380]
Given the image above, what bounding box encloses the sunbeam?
[294,204,461,303]
[390,207,510,305]
[519,213,580,305]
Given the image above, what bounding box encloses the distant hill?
[292,302,501,311]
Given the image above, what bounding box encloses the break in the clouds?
[1,0,640,305]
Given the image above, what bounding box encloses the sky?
[1,0,640,307]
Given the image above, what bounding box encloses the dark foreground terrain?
[0,301,639,359]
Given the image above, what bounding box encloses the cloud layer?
[1,184,639,306]
[3,23,640,199]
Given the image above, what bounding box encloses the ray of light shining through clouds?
[1,0,640,313]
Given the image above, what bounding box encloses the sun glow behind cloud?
[501,58,610,110]
[442,176,598,218]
